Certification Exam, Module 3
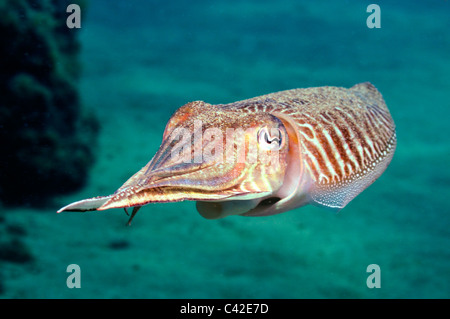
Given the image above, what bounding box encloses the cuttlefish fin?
[309,134,396,211]
[56,195,113,213]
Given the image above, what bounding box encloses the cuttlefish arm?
[58,82,396,223]
[57,196,142,225]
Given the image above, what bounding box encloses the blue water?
[1,0,449,298]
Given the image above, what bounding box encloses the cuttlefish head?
[58,101,304,221]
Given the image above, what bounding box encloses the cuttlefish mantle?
[58,82,396,224]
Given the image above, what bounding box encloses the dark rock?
[0,238,34,263]
[0,0,98,207]
[6,224,27,236]
[108,239,131,250]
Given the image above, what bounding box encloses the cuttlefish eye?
[257,127,283,151]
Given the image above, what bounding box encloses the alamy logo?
[366,4,381,29]
[168,120,284,166]
[66,4,81,29]
[366,264,381,288]
[66,264,81,288]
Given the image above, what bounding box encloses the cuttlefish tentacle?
[57,82,396,223]
[126,206,142,226]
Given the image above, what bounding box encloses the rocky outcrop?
[0,0,98,206]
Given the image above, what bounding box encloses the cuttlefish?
[58,82,396,224]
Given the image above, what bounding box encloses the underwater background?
[0,0,449,298]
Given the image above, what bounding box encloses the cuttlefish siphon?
[58,82,396,224]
